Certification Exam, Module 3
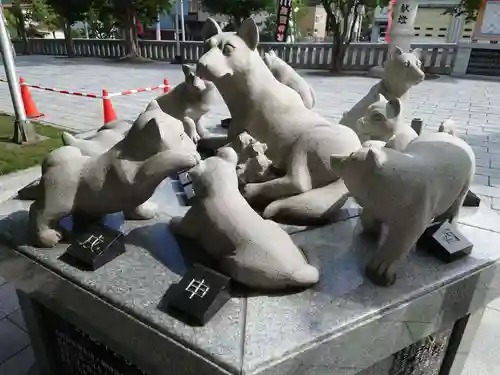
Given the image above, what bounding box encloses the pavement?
[0,55,500,374]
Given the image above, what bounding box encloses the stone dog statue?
[197,17,361,225]
[29,107,200,248]
[358,94,457,152]
[61,119,132,157]
[263,50,316,109]
[340,47,425,134]
[170,147,319,290]
[153,64,217,143]
[330,132,475,287]
[357,93,418,151]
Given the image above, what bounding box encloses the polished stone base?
[1,179,500,374]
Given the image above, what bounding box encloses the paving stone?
[0,284,20,320]
[6,310,26,332]
[474,174,489,186]
[493,198,500,211]
[0,319,30,365]
[0,346,34,375]
[476,166,500,179]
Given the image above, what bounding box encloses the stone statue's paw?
[124,201,157,220]
[36,228,63,248]
[262,201,280,219]
[366,255,397,287]
[180,152,201,169]
[242,183,260,201]
[191,132,201,145]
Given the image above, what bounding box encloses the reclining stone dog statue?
[153,64,217,143]
[263,50,316,109]
[197,17,361,225]
[29,105,200,248]
[340,47,425,134]
[61,119,132,157]
[170,147,319,290]
[330,132,475,287]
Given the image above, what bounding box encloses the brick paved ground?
[1,55,500,375]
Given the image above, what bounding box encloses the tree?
[97,0,172,59]
[321,0,388,72]
[45,0,94,57]
[5,2,29,54]
[446,0,481,22]
[201,0,275,29]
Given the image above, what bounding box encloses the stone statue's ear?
[202,17,222,40]
[394,46,403,56]
[146,99,160,111]
[182,64,192,77]
[262,143,268,153]
[237,18,259,50]
[217,147,238,166]
[411,48,422,60]
[367,148,384,168]
[330,154,348,169]
[376,93,385,103]
[269,50,276,57]
[143,117,162,139]
[387,98,402,118]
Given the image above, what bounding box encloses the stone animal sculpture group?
[27,17,475,291]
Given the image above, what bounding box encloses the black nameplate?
[166,264,230,326]
[221,118,231,129]
[178,171,192,185]
[463,190,481,207]
[36,302,146,375]
[63,224,125,271]
[417,221,473,263]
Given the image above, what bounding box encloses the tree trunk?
[18,11,30,55]
[331,39,345,73]
[124,12,140,58]
[63,21,75,57]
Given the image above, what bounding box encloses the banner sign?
[274,0,293,42]
[474,0,500,40]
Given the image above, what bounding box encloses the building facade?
[371,1,476,43]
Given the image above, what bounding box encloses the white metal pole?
[180,0,186,41]
[0,4,27,125]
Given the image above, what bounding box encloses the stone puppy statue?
[263,50,316,109]
[229,132,275,184]
[171,147,319,290]
[153,64,217,143]
[30,107,200,248]
[197,17,361,225]
[340,47,425,133]
[357,93,418,151]
[330,132,475,286]
[61,119,132,157]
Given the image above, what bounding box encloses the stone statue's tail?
[61,132,77,146]
[262,179,351,226]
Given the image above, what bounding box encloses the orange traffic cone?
[163,78,169,94]
[19,77,44,119]
[102,88,117,125]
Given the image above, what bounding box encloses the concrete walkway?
[1,55,500,375]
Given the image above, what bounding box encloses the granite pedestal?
[0,178,499,375]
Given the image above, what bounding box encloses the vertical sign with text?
[275,0,293,42]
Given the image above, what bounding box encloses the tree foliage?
[96,0,173,58]
[447,0,481,22]
[321,0,388,72]
[45,0,94,56]
[201,0,275,27]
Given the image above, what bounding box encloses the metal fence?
[12,38,458,74]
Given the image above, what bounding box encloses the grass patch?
[0,112,66,175]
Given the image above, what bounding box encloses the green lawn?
[0,113,66,175]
